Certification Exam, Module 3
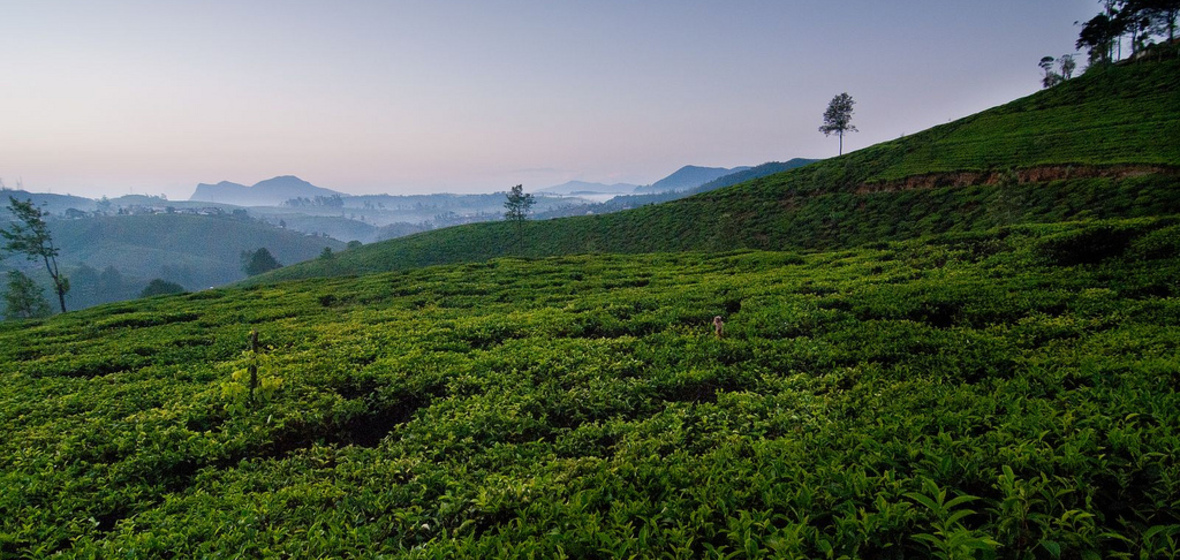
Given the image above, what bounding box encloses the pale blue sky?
[1,1,1098,198]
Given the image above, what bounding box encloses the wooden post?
[248,330,259,405]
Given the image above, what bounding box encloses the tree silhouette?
[819,93,858,156]
[503,185,535,252]
[1,195,70,313]
[140,279,186,298]
[241,248,282,276]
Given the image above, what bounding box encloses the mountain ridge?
[190,175,344,206]
[634,165,752,193]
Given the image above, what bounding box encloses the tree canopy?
[3,270,51,320]
[819,93,858,156]
[139,279,187,298]
[241,248,282,277]
[503,185,535,223]
[1077,0,1180,65]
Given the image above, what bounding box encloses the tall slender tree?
[503,184,535,252]
[1,196,69,313]
[819,93,858,156]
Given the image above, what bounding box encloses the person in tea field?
[713,316,725,339]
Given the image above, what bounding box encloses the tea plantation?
[255,57,1180,284]
[2,216,1178,558]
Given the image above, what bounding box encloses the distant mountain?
[634,165,752,194]
[692,159,819,195]
[190,176,345,206]
[539,181,639,195]
[533,159,822,221]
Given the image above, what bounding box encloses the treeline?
[283,195,345,208]
[1077,0,1178,65]
[65,264,194,309]
[3,263,186,319]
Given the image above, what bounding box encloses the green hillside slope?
[44,213,346,291]
[256,58,1180,284]
[1,217,1178,557]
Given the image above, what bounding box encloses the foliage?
[1059,54,1077,79]
[139,279,186,298]
[1039,56,1063,88]
[1,217,1178,557]
[503,185,536,252]
[819,93,858,155]
[1079,13,1125,65]
[1078,0,1180,65]
[503,184,536,223]
[3,270,51,320]
[241,248,282,277]
[1,196,69,313]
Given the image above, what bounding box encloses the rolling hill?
[0,213,347,309]
[51,213,346,286]
[254,57,1180,285]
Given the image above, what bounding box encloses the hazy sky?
[2,1,1099,199]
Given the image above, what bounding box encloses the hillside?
[1,217,1178,557]
[255,58,1180,284]
[8,214,347,308]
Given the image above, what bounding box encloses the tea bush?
[1,217,1178,558]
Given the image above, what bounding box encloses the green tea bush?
[1,217,1179,558]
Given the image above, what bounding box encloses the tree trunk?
[42,253,67,313]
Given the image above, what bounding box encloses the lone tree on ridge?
[503,184,535,252]
[1,194,70,313]
[819,93,858,156]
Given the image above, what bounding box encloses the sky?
[1,1,1101,199]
